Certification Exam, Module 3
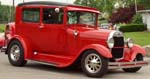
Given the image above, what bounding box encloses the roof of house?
[18,1,75,6]
[137,10,150,13]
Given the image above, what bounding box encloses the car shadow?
[25,61,84,76]
[3,61,142,78]
[24,61,140,78]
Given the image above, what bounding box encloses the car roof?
[18,1,100,14]
[18,1,74,6]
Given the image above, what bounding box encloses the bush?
[132,13,143,24]
[119,24,147,32]
[0,24,5,32]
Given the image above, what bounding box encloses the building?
[138,10,150,31]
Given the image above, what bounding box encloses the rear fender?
[6,35,31,60]
[79,44,112,58]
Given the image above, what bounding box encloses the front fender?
[124,44,146,61]
[130,44,146,61]
[79,44,112,58]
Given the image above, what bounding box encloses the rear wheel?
[122,54,143,72]
[81,50,108,78]
[7,40,27,66]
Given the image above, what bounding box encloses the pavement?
[0,52,150,79]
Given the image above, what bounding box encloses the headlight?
[127,38,134,48]
[107,38,114,48]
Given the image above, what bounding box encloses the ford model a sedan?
[2,1,149,78]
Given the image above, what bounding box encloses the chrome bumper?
[0,46,7,53]
[109,60,150,69]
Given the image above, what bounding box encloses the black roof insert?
[18,1,74,6]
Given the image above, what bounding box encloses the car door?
[39,7,67,55]
[18,7,67,55]
[17,7,43,52]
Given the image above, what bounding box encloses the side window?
[43,8,63,24]
[23,8,40,23]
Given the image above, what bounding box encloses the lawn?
[125,32,150,46]
[0,24,5,32]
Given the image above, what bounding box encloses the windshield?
[68,11,96,26]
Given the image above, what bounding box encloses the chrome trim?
[10,45,21,61]
[126,38,134,48]
[1,46,7,53]
[107,31,125,59]
[109,61,150,69]
[107,38,114,48]
[73,30,78,37]
[108,31,124,40]
[107,31,124,48]
[85,53,102,73]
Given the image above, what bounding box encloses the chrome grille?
[111,37,124,59]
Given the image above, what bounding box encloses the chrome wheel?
[85,53,102,73]
[8,40,27,66]
[10,45,20,61]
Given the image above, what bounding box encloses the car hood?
[78,27,113,40]
[68,26,113,40]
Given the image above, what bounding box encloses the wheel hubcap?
[85,53,102,73]
[10,45,20,61]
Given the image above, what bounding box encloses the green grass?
[0,24,5,32]
[125,32,150,46]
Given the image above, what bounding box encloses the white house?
[138,10,150,31]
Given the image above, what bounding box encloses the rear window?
[22,8,40,23]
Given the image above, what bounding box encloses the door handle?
[73,30,79,38]
[39,25,44,29]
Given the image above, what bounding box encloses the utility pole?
[135,0,137,13]
[23,0,25,3]
[11,0,15,21]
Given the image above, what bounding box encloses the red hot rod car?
[1,1,149,78]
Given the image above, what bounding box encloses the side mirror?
[55,8,60,13]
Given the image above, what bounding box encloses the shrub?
[131,13,143,24]
[0,24,5,32]
[119,24,147,32]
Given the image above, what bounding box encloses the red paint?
[3,3,146,67]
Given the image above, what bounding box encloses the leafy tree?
[74,0,114,14]
[131,13,143,24]
[109,5,143,24]
[137,0,150,10]
[74,0,150,24]
[0,5,14,23]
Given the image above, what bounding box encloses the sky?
[0,0,76,6]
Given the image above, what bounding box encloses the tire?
[81,50,108,78]
[123,54,143,72]
[7,40,27,66]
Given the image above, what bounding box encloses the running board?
[28,60,58,67]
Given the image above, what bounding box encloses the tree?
[137,0,150,10]
[109,5,143,24]
[0,5,13,23]
[74,0,115,19]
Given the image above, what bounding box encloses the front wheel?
[122,54,143,72]
[7,40,27,66]
[81,50,108,78]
